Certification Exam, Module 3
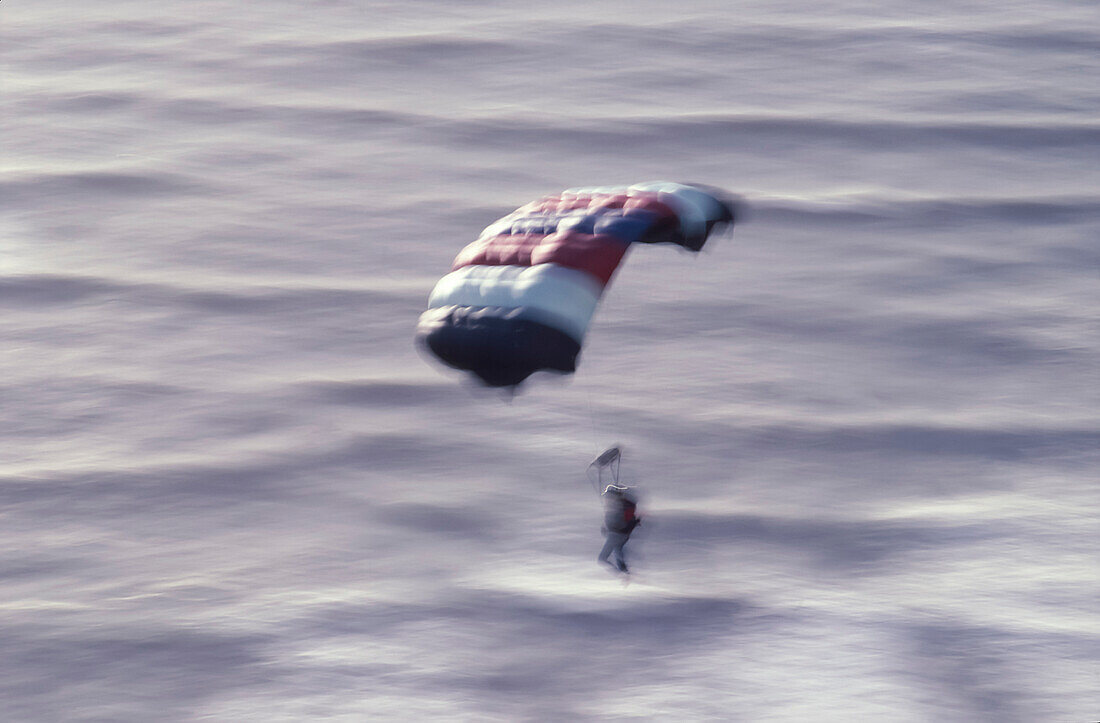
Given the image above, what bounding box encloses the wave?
[0,430,473,506]
[591,403,1100,463]
[299,380,459,408]
[745,192,1100,226]
[429,113,1100,152]
[0,170,207,206]
[479,20,1100,57]
[252,35,526,67]
[16,88,1098,165]
[0,273,405,312]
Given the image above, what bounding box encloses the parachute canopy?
[416,182,738,387]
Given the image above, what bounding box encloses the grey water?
[3,1,1099,719]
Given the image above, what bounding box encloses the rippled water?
[3,1,1099,720]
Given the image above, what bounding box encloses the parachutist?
[597,484,641,575]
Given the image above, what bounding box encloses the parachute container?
[416,182,738,387]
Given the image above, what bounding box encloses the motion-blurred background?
[3,1,1098,719]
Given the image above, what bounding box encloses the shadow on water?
[656,512,1014,572]
[0,625,272,721]
[898,619,1100,720]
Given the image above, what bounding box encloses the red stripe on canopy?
[451,231,629,287]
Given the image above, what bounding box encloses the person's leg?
[614,537,629,572]
[598,532,627,569]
